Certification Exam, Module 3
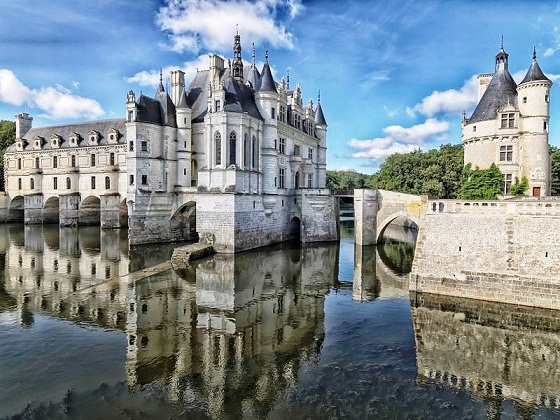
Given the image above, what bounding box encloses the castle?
[462,42,552,196]
[2,32,339,252]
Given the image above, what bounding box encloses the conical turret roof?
[520,48,550,84]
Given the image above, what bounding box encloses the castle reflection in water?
[2,223,560,418]
[0,224,339,418]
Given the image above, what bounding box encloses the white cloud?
[156,0,300,53]
[0,69,104,120]
[128,54,269,89]
[348,118,450,164]
[412,75,478,118]
[360,70,390,90]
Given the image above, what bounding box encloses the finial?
[252,42,255,67]
[265,45,269,62]
[236,23,239,35]
[533,46,537,60]
[318,90,321,103]
[287,69,290,89]
[500,35,503,50]
[159,68,163,83]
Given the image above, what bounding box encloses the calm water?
[1,221,560,419]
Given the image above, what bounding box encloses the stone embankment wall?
[411,199,560,309]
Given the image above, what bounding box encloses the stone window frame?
[107,128,119,144]
[69,132,80,147]
[66,177,71,189]
[33,136,43,150]
[503,173,513,195]
[91,176,96,189]
[229,131,237,166]
[89,130,100,146]
[53,156,58,169]
[215,131,222,166]
[105,176,111,190]
[279,167,285,188]
[53,177,58,190]
[500,113,515,129]
[141,174,148,185]
[279,137,286,154]
[499,145,513,162]
[51,134,61,149]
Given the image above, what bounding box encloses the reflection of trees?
[412,292,560,417]
[378,239,415,274]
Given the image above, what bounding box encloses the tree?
[550,146,560,196]
[459,163,503,200]
[326,170,375,191]
[0,120,16,191]
[510,176,528,196]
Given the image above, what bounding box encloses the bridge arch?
[8,196,24,222]
[289,216,301,240]
[170,200,197,241]
[43,196,60,224]
[376,211,419,244]
[79,196,101,226]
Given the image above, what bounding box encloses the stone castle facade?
[2,32,338,252]
[462,43,552,197]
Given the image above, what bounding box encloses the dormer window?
[51,134,62,148]
[107,128,119,144]
[500,113,515,129]
[33,136,44,150]
[16,138,24,151]
[89,130,100,145]
[69,132,80,147]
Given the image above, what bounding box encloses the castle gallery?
[2,33,339,252]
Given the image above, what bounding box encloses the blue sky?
[1,0,560,173]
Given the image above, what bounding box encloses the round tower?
[314,91,328,188]
[517,48,552,196]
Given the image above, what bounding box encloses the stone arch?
[289,216,301,240]
[170,201,197,241]
[79,196,101,226]
[43,196,60,224]
[376,211,419,243]
[8,196,24,222]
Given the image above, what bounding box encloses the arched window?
[66,177,71,190]
[244,133,249,168]
[105,176,110,190]
[229,131,236,165]
[252,136,258,169]
[215,132,222,165]
[30,178,35,190]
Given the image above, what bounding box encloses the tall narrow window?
[503,173,513,195]
[91,154,96,167]
[252,136,257,169]
[244,133,249,167]
[293,144,300,156]
[53,156,58,168]
[279,168,285,188]
[129,141,134,151]
[308,148,313,160]
[308,173,313,188]
[110,153,115,166]
[66,177,71,189]
[499,145,513,162]
[91,176,96,189]
[105,176,110,190]
[129,175,134,185]
[17,158,21,170]
[279,138,285,154]
[215,132,222,165]
[53,177,58,190]
[35,157,39,169]
[71,155,76,167]
[141,175,147,185]
[18,178,21,190]
[141,141,148,151]
[229,131,236,165]
[30,178,34,189]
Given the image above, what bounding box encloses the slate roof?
[315,102,327,126]
[468,64,517,124]
[6,119,127,152]
[520,58,550,84]
[259,62,277,93]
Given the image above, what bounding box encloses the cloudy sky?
[1,0,560,173]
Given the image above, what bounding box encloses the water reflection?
[411,292,560,418]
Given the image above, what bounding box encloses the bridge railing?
[427,199,560,216]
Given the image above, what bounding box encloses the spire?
[520,47,551,84]
[155,68,165,96]
[287,69,290,89]
[265,44,269,62]
[251,42,256,69]
[259,48,277,93]
[315,91,327,126]
[232,29,244,82]
[495,37,509,72]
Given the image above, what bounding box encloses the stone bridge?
[353,189,424,245]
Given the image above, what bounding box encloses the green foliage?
[510,176,528,196]
[459,163,503,200]
[0,120,16,191]
[550,146,560,196]
[375,144,463,198]
[326,170,376,190]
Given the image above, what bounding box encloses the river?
[0,221,559,419]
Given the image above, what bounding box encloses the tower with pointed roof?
[462,42,552,197]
